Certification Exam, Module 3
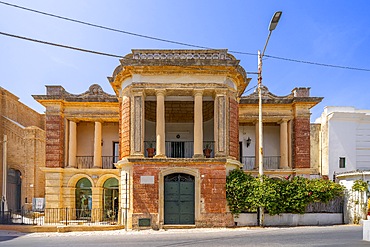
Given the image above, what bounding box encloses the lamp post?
[258,11,282,227]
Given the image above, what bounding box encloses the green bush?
[226,169,344,216]
[352,179,368,192]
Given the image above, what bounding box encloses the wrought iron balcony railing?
[76,156,118,169]
[241,156,281,170]
[144,141,215,158]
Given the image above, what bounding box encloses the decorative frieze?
[132,49,233,61]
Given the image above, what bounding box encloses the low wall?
[363,220,370,241]
[234,213,343,226]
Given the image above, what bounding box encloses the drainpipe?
[1,135,8,212]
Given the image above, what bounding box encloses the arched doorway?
[7,169,21,212]
[164,173,195,224]
[75,178,92,219]
[103,178,119,220]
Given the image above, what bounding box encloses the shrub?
[226,169,344,216]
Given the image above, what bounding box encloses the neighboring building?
[315,106,370,180]
[31,49,323,229]
[32,84,120,218]
[336,171,370,224]
[0,87,45,212]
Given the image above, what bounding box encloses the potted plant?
[146,141,156,158]
[203,142,212,158]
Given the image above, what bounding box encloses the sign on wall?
[140,176,155,184]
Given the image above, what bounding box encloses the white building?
[315,106,370,180]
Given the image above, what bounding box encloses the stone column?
[155,90,166,158]
[279,120,289,169]
[68,121,77,168]
[93,122,102,168]
[255,121,259,169]
[214,91,227,157]
[193,90,204,158]
[130,91,145,157]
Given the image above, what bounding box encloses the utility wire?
[0,1,369,72]
[0,31,122,58]
[0,1,216,51]
[0,31,241,75]
[264,54,370,72]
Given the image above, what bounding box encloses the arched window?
[75,178,92,219]
[103,178,119,220]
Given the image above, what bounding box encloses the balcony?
[241,156,280,170]
[75,156,118,169]
[144,141,215,158]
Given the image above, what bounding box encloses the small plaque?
[140,176,154,184]
[138,218,151,227]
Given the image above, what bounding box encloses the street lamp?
[258,11,282,227]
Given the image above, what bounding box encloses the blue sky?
[0,0,369,121]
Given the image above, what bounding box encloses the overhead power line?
[264,54,370,72]
[0,31,122,58]
[0,1,217,52]
[0,1,369,72]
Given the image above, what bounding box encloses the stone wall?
[130,160,233,229]
[0,87,45,129]
[0,87,45,209]
[145,101,214,123]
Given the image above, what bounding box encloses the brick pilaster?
[292,117,310,168]
[229,98,239,159]
[45,113,64,168]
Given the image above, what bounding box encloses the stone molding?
[33,84,118,102]
[131,49,234,61]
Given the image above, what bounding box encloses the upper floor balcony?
[144,141,215,158]
[241,156,281,170]
[76,156,119,169]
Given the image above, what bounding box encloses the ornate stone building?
[32,49,323,229]
[0,87,45,212]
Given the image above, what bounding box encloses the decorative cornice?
[33,84,118,103]
[131,49,235,61]
[240,84,323,105]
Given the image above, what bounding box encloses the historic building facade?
[109,49,249,228]
[0,87,45,212]
[30,49,323,229]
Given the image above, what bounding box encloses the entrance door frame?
[159,167,200,226]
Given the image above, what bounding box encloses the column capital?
[277,118,290,124]
[155,89,166,97]
[130,89,146,97]
[193,89,204,97]
[214,89,227,96]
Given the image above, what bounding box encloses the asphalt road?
[0,225,367,247]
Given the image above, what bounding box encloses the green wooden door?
[164,173,195,224]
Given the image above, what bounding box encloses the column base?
[279,165,290,169]
[92,166,102,169]
[193,154,205,158]
[154,154,167,159]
